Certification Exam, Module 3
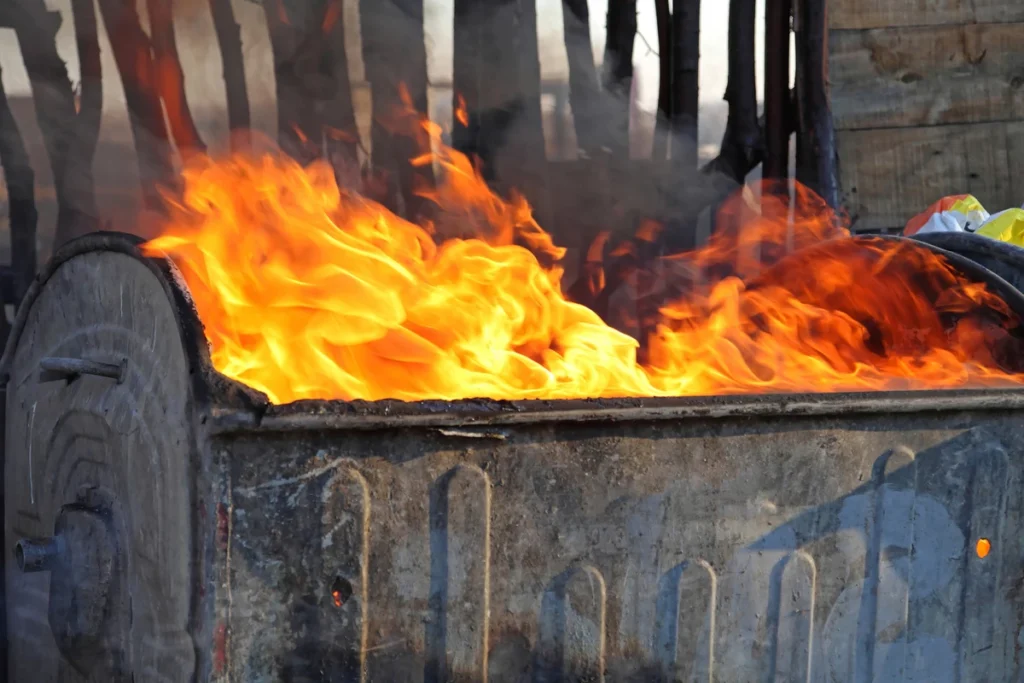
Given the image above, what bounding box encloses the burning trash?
[140,123,1024,404]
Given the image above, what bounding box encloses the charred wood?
[320,0,359,191]
[147,0,206,154]
[96,0,176,208]
[653,0,670,160]
[70,0,102,172]
[794,0,840,208]
[262,0,326,164]
[208,0,251,150]
[669,0,699,169]
[9,0,98,241]
[763,0,791,179]
[561,0,602,157]
[263,0,360,181]
[603,0,636,160]
[360,0,433,219]
[61,0,103,245]
[704,0,762,185]
[452,0,546,190]
[0,68,38,305]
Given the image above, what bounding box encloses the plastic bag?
[976,208,1024,247]
[903,194,990,236]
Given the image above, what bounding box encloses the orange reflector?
[976,538,991,558]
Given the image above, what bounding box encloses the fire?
[142,125,1024,404]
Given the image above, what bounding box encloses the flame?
[142,125,1024,404]
[455,94,469,128]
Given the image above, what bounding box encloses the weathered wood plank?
[828,0,1024,31]
[838,121,1024,232]
[831,24,1024,130]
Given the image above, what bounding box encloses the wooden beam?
[839,121,1024,232]
[829,0,1024,31]
[831,23,1024,131]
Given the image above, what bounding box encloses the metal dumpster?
[3,233,1024,682]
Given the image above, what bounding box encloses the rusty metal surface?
[216,407,1024,682]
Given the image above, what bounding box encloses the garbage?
[903,194,990,237]
[976,208,1024,248]
[904,195,1024,249]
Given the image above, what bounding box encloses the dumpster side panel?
[213,410,1024,683]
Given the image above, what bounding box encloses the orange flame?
[142,125,1024,403]
[455,94,469,128]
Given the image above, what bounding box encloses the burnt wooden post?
[561,0,602,157]
[764,0,792,180]
[603,0,637,161]
[66,0,102,244]
[208,0,251,150]
[669,0,699,170]
[714,0,762,184]
[360,0,433,218]
[653,0,670,160]
[262,0,313,162]
[262,0,359,177]
[147,0,206,154]
[96,0,176,206]
[9,0,99,242]
[452,0,546,192]
[794,0,840,207]
[0,68,38,307]
[320,0,359,189]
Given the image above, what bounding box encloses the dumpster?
[4,233,1024,682]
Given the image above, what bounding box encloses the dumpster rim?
[207,387,1024,434]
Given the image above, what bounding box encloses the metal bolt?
[15,536,62,573]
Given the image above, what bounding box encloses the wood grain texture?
[831,23,1024,130]
[838,121,1024,232]
[828,0,1024,31]
[4,251,195,682]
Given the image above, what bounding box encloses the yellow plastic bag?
[976,208,1024,248]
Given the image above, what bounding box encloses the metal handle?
[15,536,62,572]
[38,357,125,384]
